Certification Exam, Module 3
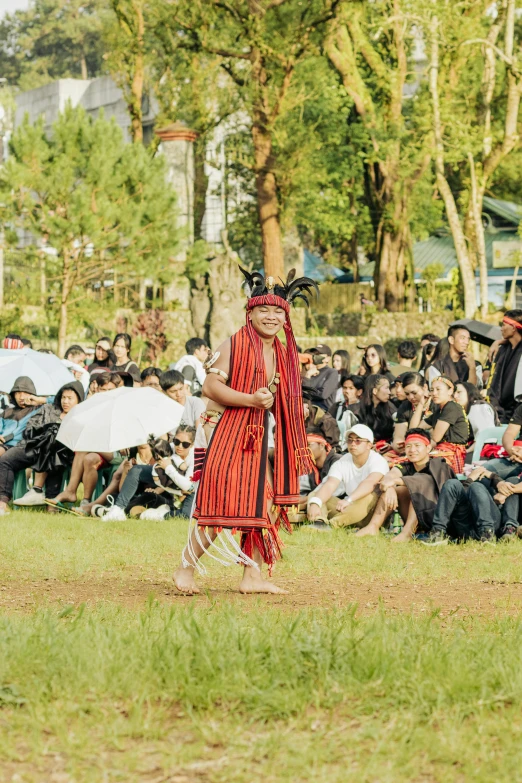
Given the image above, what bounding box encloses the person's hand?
[251,388,274,410]
[461,350,475,368]
[0,436,4,444]
[382,487,398,513]
[307,502,321,521]
[158,457,171,470]
[494,493,506,505]
[510,446,522,463]
[336,498,351,513]
[497,481,516,497]
[469,465,489,482]
[305,364,319,378]
[379,475,396,491]
[395,440,405,454]
[488,339,505,363]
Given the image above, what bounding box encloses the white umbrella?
[56,386,185,452]
[0,348,73,396]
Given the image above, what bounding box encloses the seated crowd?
[1,313,522,544]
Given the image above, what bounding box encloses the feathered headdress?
[239,266,318,309]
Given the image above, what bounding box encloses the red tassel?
[243,424,264,451]
[190,470,202,482]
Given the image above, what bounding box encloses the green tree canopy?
[0,104,179,355]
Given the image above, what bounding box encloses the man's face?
[143,374,161,390]
[61,389,79,413]
[248,305,286,337]
[501,320,517,340]
[450,329,470,355]
[194,345,209,363]
[342,380,359,404]
[346,434,372,458]
[98,382,117,393]
[166,383,187,405]
[308,441,325,464]
[404,439,430,463]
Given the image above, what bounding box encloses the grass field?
[2,512,522,782]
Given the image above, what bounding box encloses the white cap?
[346,423,374,443]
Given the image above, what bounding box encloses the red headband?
[246,294,290,313]
[503,316,522,331]
[307,433,332,453]
[3,338,24,350]
[405,433,430,446]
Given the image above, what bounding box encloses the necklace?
[268,351,280,394]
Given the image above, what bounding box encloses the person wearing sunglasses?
[151,426,197,519]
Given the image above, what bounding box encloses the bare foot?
[173,565,200,595]
[48,490,77,504]
[239,572,288,594]
[355,524,380,537]
[392,531,412,543]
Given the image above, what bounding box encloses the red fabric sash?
[194,321,313,528]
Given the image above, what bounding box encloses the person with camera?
[301,344,339,410]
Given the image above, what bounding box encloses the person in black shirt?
[392,371,429,454]
[302,346,339,410]
[356,428,454,541]
[358,344,395,386]
[408,375,469,473]
[486,310,522,423]
[432,325,477,386]
[357,375,396,444]
[329,375,364,421]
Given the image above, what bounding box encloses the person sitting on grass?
[423,465,522,545]
[160,370,206,428]
[355,428,455,542]
[0,377,42,458]
[0,381,83,515]
[306,424,389,530]
[290,433,343,523]
[79,443,154,517]
[407,375,469,474]
[303,392,340,449]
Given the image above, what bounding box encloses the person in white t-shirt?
[306,423,389,529]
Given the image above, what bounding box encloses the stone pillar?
[156,122,198,308]
[155,122,198,261]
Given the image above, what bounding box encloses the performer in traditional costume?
[173,268,317,594]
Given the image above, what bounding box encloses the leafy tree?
[0,0,108,89]
[324,0,433,310]
[161,0,339,280]
[0,105,179,356]
[425,0,522,318]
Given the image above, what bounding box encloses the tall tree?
[0,0,107,89]
[0,106,179,355]
[162,0,339,280]
[425,0,522,318]
[325,0,432,310]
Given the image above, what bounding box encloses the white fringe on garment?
[182,490,259,574]
[182,517,260,575]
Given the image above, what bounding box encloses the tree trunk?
[129,3,144,144]
[193,136,208,241]
[429,10,476,318]
[58,250,73,358]
[80,53,88,81]
[252,119,284,280]
[467,153,488,318]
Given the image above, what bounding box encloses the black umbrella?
[451,319,502,346]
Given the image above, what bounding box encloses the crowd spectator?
[306,424,389,529]
[171,337,209,395]
[358,344,395,385]
[390,340,418,377]
[89,338,115,374]
[356,428,454,541]
[303,392,340,448]
[112,333,141,385]
[301,345,339,410]
[160,370,205,427]
[0,377,41,457]
[453,382,498,439]
[486,310,522,423]
[357,375,396,445]
[431,325,477,386]
[141,367,163,390]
